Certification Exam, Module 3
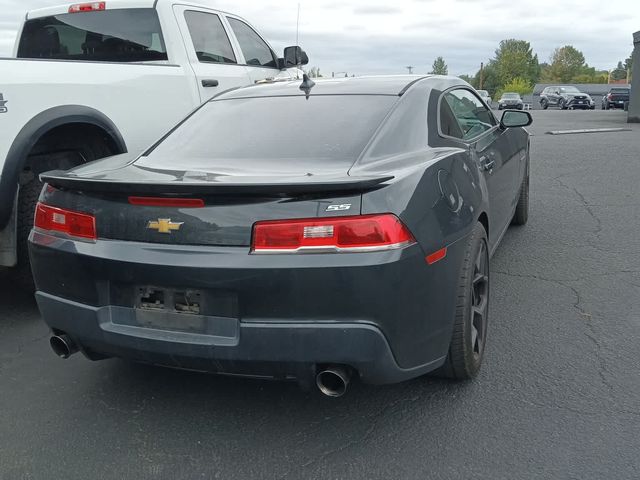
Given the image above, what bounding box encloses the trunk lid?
[40,156,388,247]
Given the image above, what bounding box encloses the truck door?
[174,6,252,102]
[224,15,295,84]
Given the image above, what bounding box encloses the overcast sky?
[0,0,636,76]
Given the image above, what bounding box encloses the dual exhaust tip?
[50,334,353,397]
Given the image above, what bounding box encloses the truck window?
[17,9,167,62]
[184,11,236,64]
[226,17,277,68]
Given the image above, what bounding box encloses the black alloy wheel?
[435,223,490,379]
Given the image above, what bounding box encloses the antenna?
[295,3,301,79]
[296,3,300,47]
[405,66,414,74]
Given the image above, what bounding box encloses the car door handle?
[480,157,495,171]
[201,79,219,88]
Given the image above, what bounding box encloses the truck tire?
[14,140,113,288]
[15,175,44,287]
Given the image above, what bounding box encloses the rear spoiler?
[40,171,394,195]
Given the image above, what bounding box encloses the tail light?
[34,203,97,241]
[68,2,106,13]
[251,214,415,254]
[607,94,613,100]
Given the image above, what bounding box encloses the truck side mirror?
[281,46,309,69]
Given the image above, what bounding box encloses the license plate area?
[125,286,239,337]
[138,287,202,315]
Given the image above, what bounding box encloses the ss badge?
[326,204,352,212]
[0,94,7,114]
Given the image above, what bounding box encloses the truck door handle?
[202,79,219,88]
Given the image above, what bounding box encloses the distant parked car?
[540,86,593,110]
[498,92,523,110]
[601,87,631,110]
[477,89,492,105]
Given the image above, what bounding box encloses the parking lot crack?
[554,178,603,235]
[566,284,615,392]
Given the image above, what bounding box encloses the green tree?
[430,56,448,75]
[548,46,586,83]
[458,74,476,86]
[493,39,540,86]
[611,61,627,81]
[495,77,533,102]
[473,61,500,97]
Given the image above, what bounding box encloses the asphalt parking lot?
[1,110,639,480]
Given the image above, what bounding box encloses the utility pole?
[479,62,484,90]
[405,66,414,74]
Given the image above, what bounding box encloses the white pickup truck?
[0,0,308,280]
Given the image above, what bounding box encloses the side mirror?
[282,46,309,69]
[500,110,533,129]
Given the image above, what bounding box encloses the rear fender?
[358,150,488,256]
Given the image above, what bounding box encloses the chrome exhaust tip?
[316,365,352,398]
[50,334,79,359]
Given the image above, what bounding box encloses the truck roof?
[26,0,230,20]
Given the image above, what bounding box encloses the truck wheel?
[14,140,113,288]
[511,167,529,226]
[434,223,490,380]
[15,175,44,287]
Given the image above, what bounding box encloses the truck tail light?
[34,203,97,241]
[251,214,415,254]
[68,2,106,13]
[607,93,613,100]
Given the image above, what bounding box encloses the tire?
[15,175,44,288]
[541,100,549,110]
[14,141,112,289]
[605,102,610,110]
[511,163,529,226]
[559,99,567,110]
[435,223,490,380]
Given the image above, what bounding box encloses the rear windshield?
[502,93,520,98]
[144,95,397,165]
[611,88,630,93]
[17,9,167,62]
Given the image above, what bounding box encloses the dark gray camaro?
[30,76,532,396]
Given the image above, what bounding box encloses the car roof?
[214,75,467,100]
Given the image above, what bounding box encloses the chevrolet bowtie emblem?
[147,219,183,234]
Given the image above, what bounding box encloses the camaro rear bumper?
[35,291,446,385]
[30,230,466,384]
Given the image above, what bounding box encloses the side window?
[441,89,496,141]
[184,11,236,64]
[227,17,277,68]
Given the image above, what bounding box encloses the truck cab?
[0,0,308,280]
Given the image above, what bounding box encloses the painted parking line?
[546,128,632,135]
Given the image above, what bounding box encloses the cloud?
[352,6,401,15]
[0,0,636,76]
